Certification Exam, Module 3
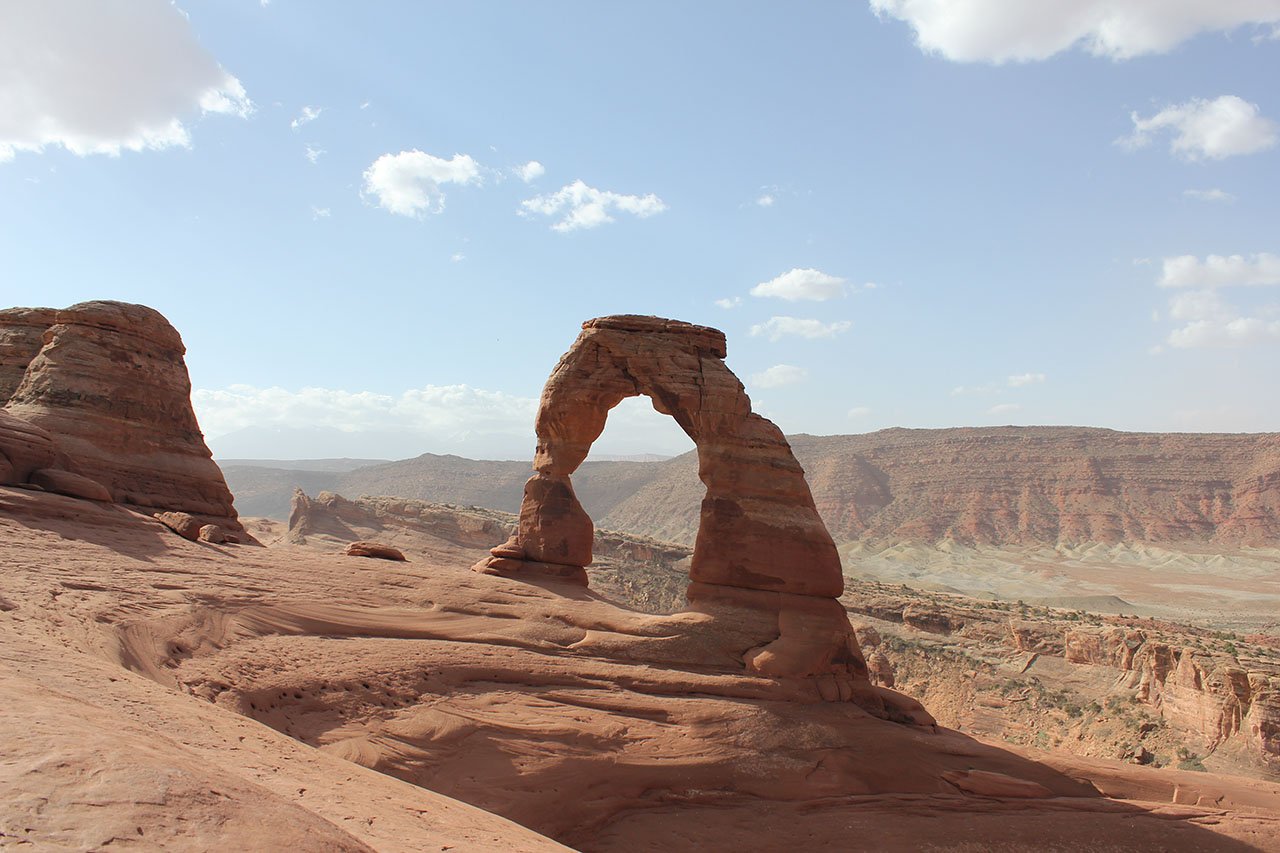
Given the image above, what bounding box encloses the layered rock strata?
[1,301,241,531]
[473,316,881,702]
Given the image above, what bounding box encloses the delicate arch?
[474,315,868,682]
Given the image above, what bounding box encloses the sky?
[2,1,1279,461]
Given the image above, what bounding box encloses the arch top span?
[473,314,871,685]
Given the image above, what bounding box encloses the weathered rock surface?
[473,316,877,696]
[29,468,112,502]
[0,409,57,483]
[155,511,202,541]
[0,306,56,402]
[344,540,407,561]
[2,301,241,530]
[198,523,227,544]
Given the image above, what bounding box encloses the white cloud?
[0,0,252,162]
[1155,262,1280,348]
[751,268,847,301]
[291,105,322,130]
[194,383,694,459]
[1160,253,1280,288]
[1168,317,1280,348]
[310,206,330,220]
[756,193,775,207]
[848,406,872,419]
[304,144,324,164]
[869,0,1280,62]
[450,252,466,263]
[750,316,852,342]
[1183,188,1236,203]
[514,160,545,183]
[519,180,666,232]
[714,296,743,309]
[751,365,808,388]
[989,403,1022,415]
[362,150,482,218]
[1121,96,1278,161]
[1007,372,1046,387]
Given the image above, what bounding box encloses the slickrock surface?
[3,486,1279,851]
[473,316,875,693]
[2,301,242,531]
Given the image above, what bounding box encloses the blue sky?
[3,1,1279,459]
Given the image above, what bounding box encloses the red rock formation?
[0,307,56,402]
[602,427,1280,547]
[472,316,888,708]
[345,541,407,561]
[2,301,241,531]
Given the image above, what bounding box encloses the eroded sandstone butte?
[0,300,242,532]
[472,315,899,708]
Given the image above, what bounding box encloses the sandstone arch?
[474,315,872,685]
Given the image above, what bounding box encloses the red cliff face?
[604,427,1280,548]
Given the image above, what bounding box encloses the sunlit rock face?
[1,300,242,531]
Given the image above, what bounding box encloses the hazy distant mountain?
[224,427,1280,549]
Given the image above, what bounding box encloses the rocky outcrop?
[471,316,897,713]
[0,307,56,402]
[345,541,407,561]
[1,301,241,531]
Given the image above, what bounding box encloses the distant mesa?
[0,300,245,535]
[472,314,927,720]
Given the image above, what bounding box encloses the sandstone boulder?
[3,301,241,531]
[198,524,227,544]
[29,469,112,502]
[155,511,202,541]
[345,541,407,561]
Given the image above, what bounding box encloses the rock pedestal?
[474,315,871,687]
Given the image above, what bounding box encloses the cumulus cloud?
[194,384,694,459]
[304,144,324,164]
[869,0,1280,62]
[750,365,808,388]
[714,296,743,309]
[291,105,322,130]
[755,193,775,207]
[519,180,666,232]
[1160,253,1280,288]
[1007,372,1046,387]
[751,268,847,301]
[1155,255,1280,347]
[0,0,252,162]
[1183,188,1236,203]
[514,160,545,183]
[310,206,330,220]
[362,150,482,218]
[1120,96,1278,161]
[749,316,852,342]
